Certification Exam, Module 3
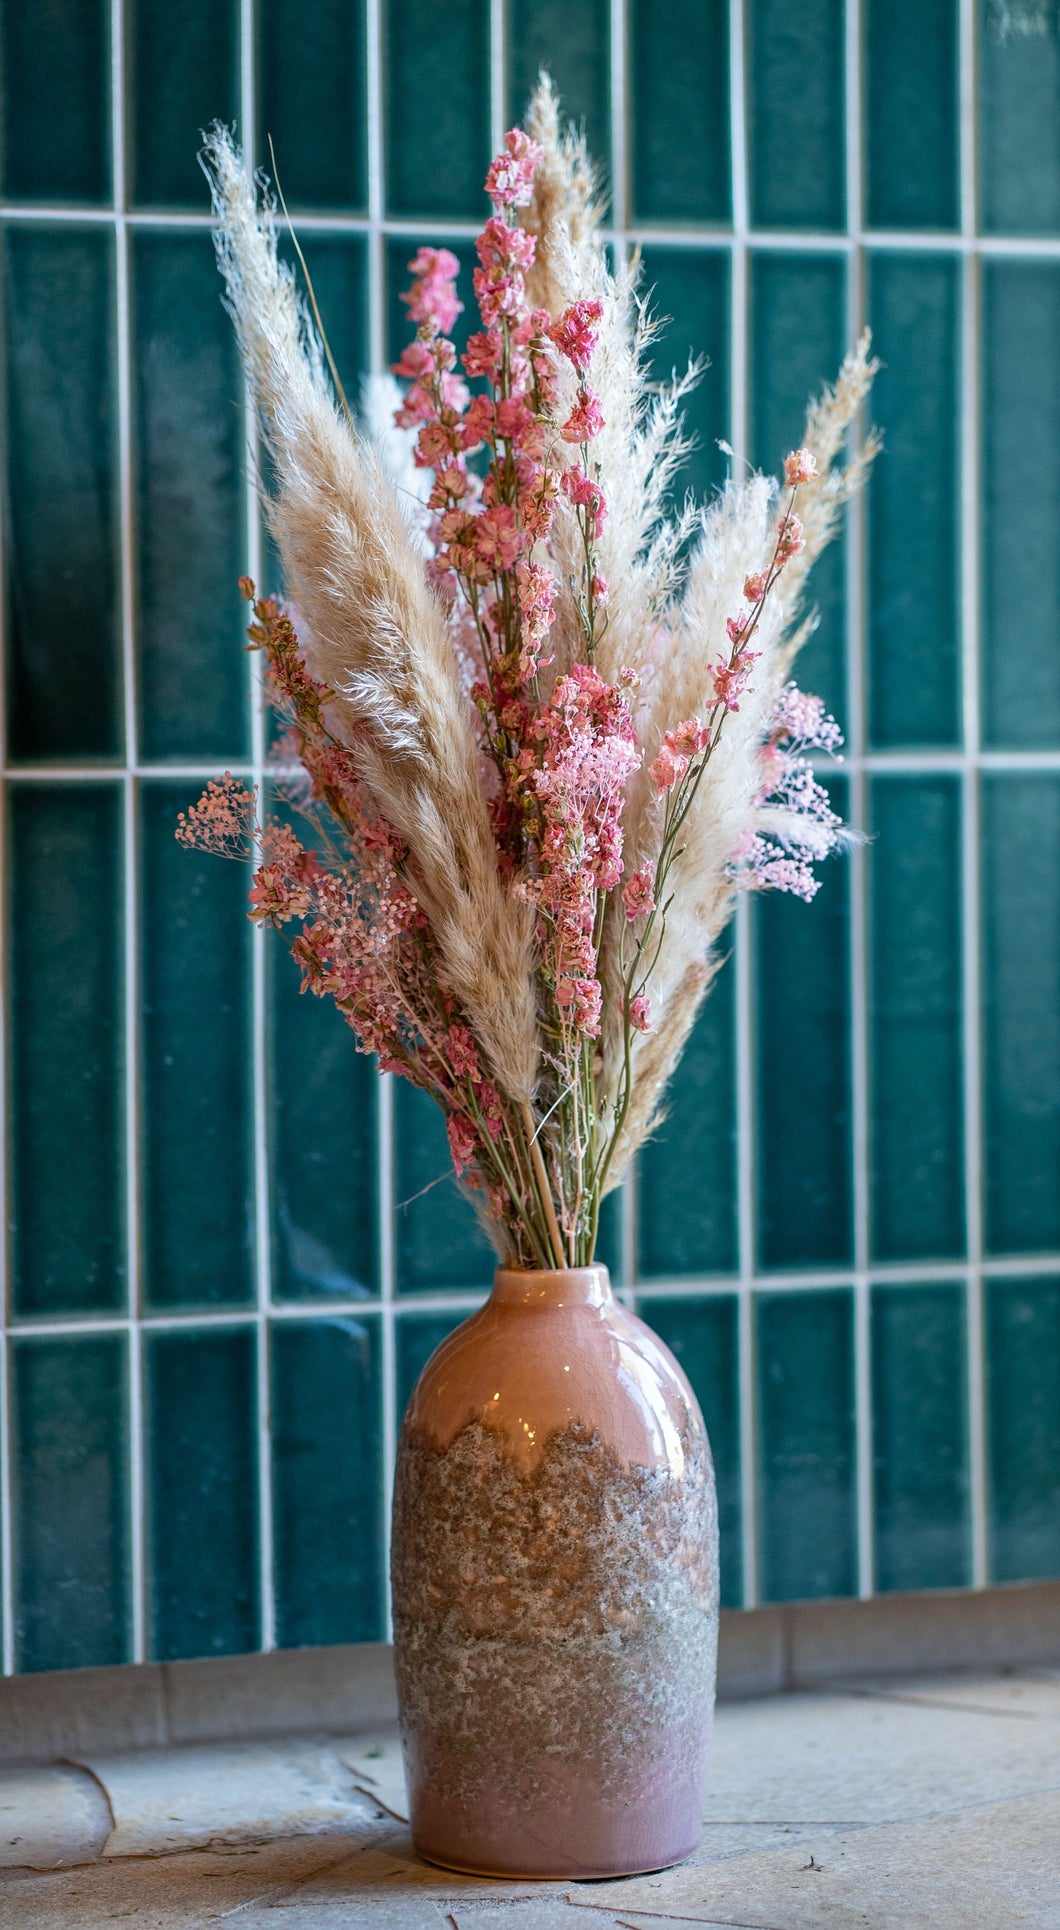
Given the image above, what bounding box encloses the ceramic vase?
[390,1263,719,1879]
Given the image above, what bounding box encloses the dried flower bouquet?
[180,83,878,1273]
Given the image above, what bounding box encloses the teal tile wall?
[0,2,1058,1676]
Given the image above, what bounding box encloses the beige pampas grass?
[203,127,539,1104]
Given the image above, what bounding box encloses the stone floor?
[1,1668,1057,1927]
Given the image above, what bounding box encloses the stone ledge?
[1,1668,1058,1924]
[0,1582,1056,1769]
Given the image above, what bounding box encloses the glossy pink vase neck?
[489,1263,612,1307]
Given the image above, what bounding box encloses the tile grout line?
[959,0,988,1593]
[364,0,386,376]
[609,0,630,234]
[111,0,148,1669]
[0,769,12,1671]
[241,0,278,1657]
[728,0,758,1612]
[489,0,506,155]
[4,200,1060,259]
[1,1249,1056,1338]
[610,0,632,1284]
[845,0,875,1603]
[5,746,1060,783]
[0,0,13,1671]
[366,0,397,1643]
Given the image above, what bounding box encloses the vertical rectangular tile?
[128,0,238,208]
[383,0,490,219]
[132,231,248,763]
[140,782,255,1309]
[8,785,125,1317]
[507,0,610,170]
[3,226,121,761]
[629,0,730,224]
[750,250,847,721]
[987,1277,1060,1584]
[258,240,370,609]
[868,777,964,1263]
[872,1284,970,1593]
[146,1327,259,1660]
[271,1318,385,1646]
[982,776,1060,1255]
[756,1288,857,1601]
[394,1083,495,1294]
[395,1310,471,1423]
[268,935,379,1302]
[637,248,731,503]
[754,776,853,1271]
[1,0,110,202]
[747,0,844,231]
[637,957,737,1279]
[866,254,961,748]
[865,0,959,230]
[258,0,368,210]
[981,263,1060,749]
[279,235,369,405]
[979,1,1060,236]
[12,1336,130,1671]
[638,1295,742,1607]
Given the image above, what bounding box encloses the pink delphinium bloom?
[549,299,604,371]
[560,467,607,536]
[622,867,656,920]
[711,651,760,713]
[485,127,544,208]
[561,389,605,444]
[627,994,652,1033]
[402,246,463,335]
[776,511,805,561]
[649,741,688,793]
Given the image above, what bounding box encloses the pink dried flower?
[743,571,768,604]
[783,447,818,486]
[462,328,503,378]
[726,612,749,645]
[484,127,543,208]
[402,246,463,336]
[556,975,603,1036]
[776,512,805,561]
[446,1113,478,1177]
[391,340,434,381]
[711,652,760,712]
[649,743,688,793]
[669,718,709,758]
[772,682,844,755]
[561,467,607,536]
[475,503,522,573]
[627,994,652,1033]
[248,863,313,925]
[175,773,256,856]
[561,389,605,443]
[622,867,656,920]
[549,299,603,371]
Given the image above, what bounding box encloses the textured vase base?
[412,1835,699,1881]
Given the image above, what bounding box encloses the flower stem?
[521,1100,566,1268]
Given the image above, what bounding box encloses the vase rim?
[491,1263,612,1307]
